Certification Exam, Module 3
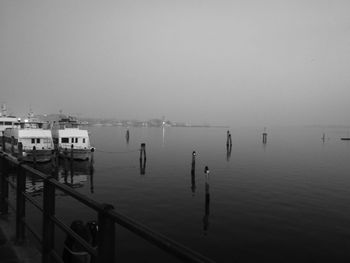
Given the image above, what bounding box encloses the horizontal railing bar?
[2,153,20,165]
[50,215,97,257]
[50,249,65,263]
[20,164,50,180]
[23,218,42,244]
[23,192,43,212]
[109,209,215,263]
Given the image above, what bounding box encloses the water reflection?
[139,158,146,175]
[203,172,210,235]
[190,151,196,195]
[226,144,232,161]
[25,159,94,196]
[162,126,165,147]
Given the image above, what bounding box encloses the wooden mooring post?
[42,175,56,263]
[1,135,5,151]
[0,156,9,215]
[262,132,267,144]
[97,204,115,262]
[226,131,232,146]
[191,151,196,194]
[32,146,37,167]
[16,164,26,243]
[203,166,210,234]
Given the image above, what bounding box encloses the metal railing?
[0,151,215,263]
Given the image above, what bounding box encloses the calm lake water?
[20,125,350,262]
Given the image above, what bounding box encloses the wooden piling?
[191,151,196,176]
[262,132,267,144]
[203,168,210,233]
[97,204,115,262]
[126,129,130,143]
[1,135,5,151]
[33,146,37,167]
[18,142,23,161]
[226,131,232,146]
[16,165,26,243]
[191,151,196,194]
[0,157,9,215]
[11,137,14,154]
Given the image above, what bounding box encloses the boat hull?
[59,148,92,161]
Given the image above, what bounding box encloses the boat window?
[75,138,78,143]
[31,139,35,144]
[71,138,74,143]
[5,122,12,125]
[83,138,85,143]
[62,138,69,143]
[0,122,3,125]
[37,139,40,144]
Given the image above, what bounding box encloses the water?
[24,125,350,262]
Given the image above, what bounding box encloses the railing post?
[16,164,26,243]
[42,177,55,263]
[0,156,9,215]
[97,204,115,263]
[1,135,5,151]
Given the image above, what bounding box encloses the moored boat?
[52,116,94,160]
[0,104,20,149]
[3,113,54,162]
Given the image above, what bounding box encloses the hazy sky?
[1,0,349,126]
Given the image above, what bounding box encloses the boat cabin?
[53,128,90,150]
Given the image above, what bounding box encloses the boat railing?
[0,151,215,263]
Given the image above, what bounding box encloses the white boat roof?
[0,116,18,122]
[57,128,89,137]
[18,129,52,138]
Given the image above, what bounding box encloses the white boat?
[0,104,19,138]
[3,113,54,162]
[52,116,94,161]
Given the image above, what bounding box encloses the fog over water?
[1,0,350,126]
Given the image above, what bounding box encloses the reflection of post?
[90,163,94,193]
[33,146,37,168]
[226,144,232,162]
[90,148,95,164]
[262,127,267,144]
[139,158,146,175]
[191,151,196,195]
[140,143,146,160]
[203,169,210,235]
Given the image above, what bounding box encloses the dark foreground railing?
[0,151,215,263]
